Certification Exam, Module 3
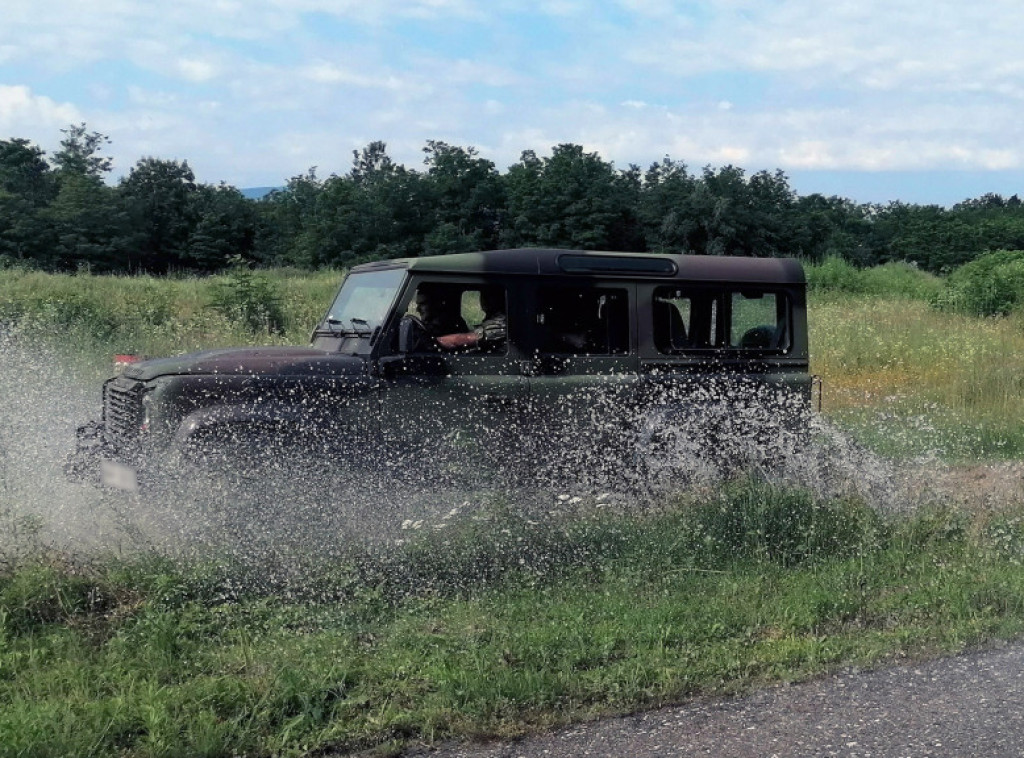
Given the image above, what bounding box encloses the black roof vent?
[557,254,678,275]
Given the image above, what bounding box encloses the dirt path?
[924,461,1024,511]
[403,642,1024,757]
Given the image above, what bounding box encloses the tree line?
[2,124,1024,274]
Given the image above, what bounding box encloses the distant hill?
[240,186,282,200]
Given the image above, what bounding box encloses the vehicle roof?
[350,248,806,285]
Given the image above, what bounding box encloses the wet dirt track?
[402,642,1024,758]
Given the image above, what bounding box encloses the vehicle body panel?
[68,248,811,492]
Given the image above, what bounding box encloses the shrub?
[806,257,942,300]
[209,256,286,334]
[933,249,1024,316]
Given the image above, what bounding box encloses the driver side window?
[398,282,508,355]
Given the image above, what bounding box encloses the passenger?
[402,285,506,352]
[435,286,507,351]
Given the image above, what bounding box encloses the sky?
[3,0,1024,206]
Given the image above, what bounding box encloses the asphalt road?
[402,642,1024,757]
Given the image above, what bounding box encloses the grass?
[3,262,1024,754]
[4,485,1024,757]
[810,296,1024,459]
[5,262,1019,458]
[0,267,343,376]
[802,255,1024,458]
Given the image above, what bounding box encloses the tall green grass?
[802,255,1024,458]
[3,262,1023,457]
[4,263,1024,755]
[0,267,342,375]
[811,291,1024,458]
[3,484,1024,757]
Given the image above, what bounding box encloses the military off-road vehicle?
[68,248,811,491]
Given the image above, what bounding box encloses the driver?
[403,284,507,352]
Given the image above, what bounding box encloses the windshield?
[321,268,406,338]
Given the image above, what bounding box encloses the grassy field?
[5,487,1024,757]
[2,261,1024,757]
[0,266,342,375]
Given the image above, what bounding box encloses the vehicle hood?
[121,346,369,381]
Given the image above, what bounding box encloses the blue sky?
[3,0,1023,206]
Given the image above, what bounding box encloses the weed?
[670,479,880,568]
[208,255,286,335]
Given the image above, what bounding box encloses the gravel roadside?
[401,641,1024,757]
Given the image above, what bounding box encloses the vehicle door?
[522,281,639,482]
[375,277,529,476]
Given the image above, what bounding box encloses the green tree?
[0,139,56,264]
[32,125,126,270]
[118,157,199,271]
[422,140,505,254]
[871,202,976,272]
[349,140,397,186]
[252,169,324,266]
[288,172,364,268]
[188,184,257,271]
[500,144,640,250]
[638,157,697,252]
[39,173,127,271]
[51,123,113,178]
[346,142,432,260]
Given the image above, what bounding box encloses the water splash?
[1,328,1011,588]
[0,328,124,562]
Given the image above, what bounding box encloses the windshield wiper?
[349,317,372,336]
[321,317,344,335]
[319,317,372,337]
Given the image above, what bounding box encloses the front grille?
[103,378,145,451]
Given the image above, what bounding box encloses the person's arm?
[436,332,480,350]
[435,316,507,351]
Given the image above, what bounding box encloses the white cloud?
[299,62,417,91]
[3,0,1024,187]
[614,0,677,18]
[0,85,82,141]
[623,0,1024,100]
[301,62,357,85]
[176,58,221,83]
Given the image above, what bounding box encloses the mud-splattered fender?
[171,402,355,454]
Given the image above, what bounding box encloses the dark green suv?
[68,248,810,491]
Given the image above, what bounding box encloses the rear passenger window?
[730,291,785,350]
[653,287,789,354]
[537,288,629,355]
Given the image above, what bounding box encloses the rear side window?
[653,287,790,354]
[537,287,629,355]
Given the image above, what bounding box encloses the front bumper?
[65,421,140,492]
